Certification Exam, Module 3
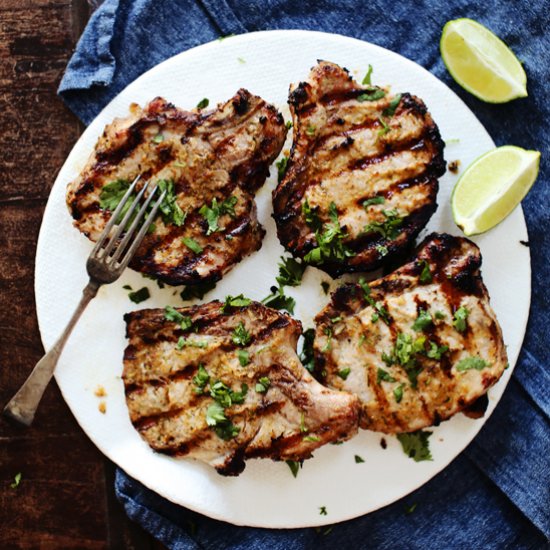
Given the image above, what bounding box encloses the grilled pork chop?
[67,92,287,286]
[273,61,446,276]
[314,233,507,433]
[123,300,359,475]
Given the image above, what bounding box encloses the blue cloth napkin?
[59,1,549,547]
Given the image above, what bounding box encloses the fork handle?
[3,279,100,426]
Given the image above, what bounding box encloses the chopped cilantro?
[99,179,130,212]
[303,202,355,265]
[363,196,385,208]
[405,502,418,514]
[319,506,328,516]
[192,364,210,393]
[385,333,426,387]
[376,244,388,256]
[180,280,216,301]
[164,306,193,330]
[337,367,351,380]
[358,278,390,325]
[306,125,316,136]
[321,327,333,352]
[363,208,403,240]
[255,377,271,393]
[232,322,251,346]
[434,310,446,320]
[286,460,302,478]
[177,337,208,349]
[300,412,308,433]
[397,430,433,462]
[394,383,405,403]
[300,328,316,373]
[301,199,322,231]
[196,98,209,109]
[303,435,320,442]
[182,237,203,255]
[412,309,432,332]
[358,88,386,102]
[221,294,252,313]
[10,472,22,489]
[358,334,366,346]
[276,256,306,287]
[321,281,330,294]
[286,120,293,130]
[362,64,374,85]
[276,156,289,183]
[237,349,250,367]
[383,94,402,117]
[456,356,489,372]
[209,380,248,407]
[157,179,186,226]
[418,260,432,283]
[199,196,237,235]
[426,341,448,360]
[152,133,164,144]
[377,368,396,384]
[331,316,342,324]
[354,455,365,463]
[262,287,296,314]
[378,116,390,136]
[453,306,469,333]
[128,286,150,304]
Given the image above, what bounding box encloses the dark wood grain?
[0,2,164,548]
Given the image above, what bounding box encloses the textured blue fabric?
[58,1,550,547]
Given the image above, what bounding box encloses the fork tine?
[115,190,167,270]
[90,175,141,257]
[109,184,162,264]
[101,179,151,258]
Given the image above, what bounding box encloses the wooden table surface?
[0,1,164,548]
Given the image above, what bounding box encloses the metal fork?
[3,175,166,427]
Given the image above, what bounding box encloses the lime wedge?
[451,146,540,236]
[441,18,527,103]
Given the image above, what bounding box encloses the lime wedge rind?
[451,146,540,236]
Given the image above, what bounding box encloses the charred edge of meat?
[461,393,489,419]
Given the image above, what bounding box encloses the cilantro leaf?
[383,93,402,117]
[412,309,432,332]
[10,472,22,489]
[192,364,210,393]
[358,278,391,325]
[199,196,237,235]
[262,287,296,314]
[128,286,150,304]
[180,280,216,301]
[394,383,404,403]
[363,208,403,240]
[354,455,365,463]
[426,341,449,360]
[304,202,355,265]
[276,156,289,183]
[358,88,386,102]
[337,368,351,380]
[377,368,396,384]
[196,98,209,109]
[363,196,385,208]
[255,377,271,393]
[157,179,186,226]
[299,328,316,373]
[221,294,252,314]
[164,306,193,330]
[276,256,306,287]
[418,260,432,283]
[286,460,302,478]
[397,430,433,462]
[237,349,250,366]
[362,64,373,85]
[182,237,203,254]
[99,179,130,211]
[453,306,469,333]
[455,356,489,372]
[232,322,251,346]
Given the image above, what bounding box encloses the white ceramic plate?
[35,30,530,528]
